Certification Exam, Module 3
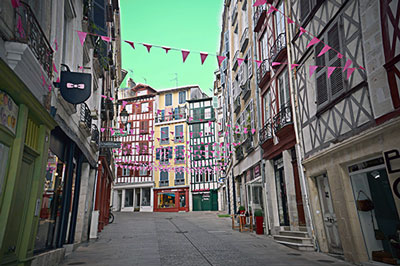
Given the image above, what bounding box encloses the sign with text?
[99,141,121,149]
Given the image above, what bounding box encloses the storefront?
[114,185,153,212]
[245,164,264,221]
[192,189,218,211]
[0,60,56,265]
[153,187,189,212]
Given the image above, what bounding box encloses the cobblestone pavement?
[60,212,352,266]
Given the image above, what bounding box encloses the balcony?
[234,97,241,114]
[273,104,293,138]
[175,158,185,164]
[231,2,238,26]
[253,4,266,32]
[155,111,186,124]
[240,27,249,52]
[79,103,92,137]
[259,119,273,144]
[257,58,271,87]
[174,136,184,143]
[235,145,244,162]
[232,50,239,71]
[12,3,54,79]
[241,80,251,102]
[270,32,287,63]
[90,124,99,150]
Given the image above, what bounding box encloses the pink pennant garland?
[101,36,111,42]
[317,45,331,57]
[77,31,87,47]
[337,53,343,59]
[309,65,318,77]
[287,18,294,24]
[200,52,208,65]
[342,59,352,72]
[271,62,281,67]
[299,27,306,37]
[253,0,266,6]
[101,128,106,133]
[217,56,226,66]
[267,6,278,14]
[327,67,336,79]
[162,46,171,54]
[182,50,190,63]
[255,60,262,68]
[237,58,245,67]
[143,43,152,53]
[53,62,58,73]
[11,0,21,8]
[306,37,320,48]
[124,40,135,49]
[291,64,299,70]
[346,68,355,80]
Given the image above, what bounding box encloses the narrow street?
[60,212,350,266]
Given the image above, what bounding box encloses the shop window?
[141,188,150,206]
[125,189,133,207]
[158,192,176,208]
[0,142,10,196]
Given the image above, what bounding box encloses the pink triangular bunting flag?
[309,65,318,77]
[143,43,152,53]
[182,50,190,63]
[271,62,281,66]
[162,46,171,54]
[253,0,266,7]
[217,56,226,66]
[267,6,278,14]
[359,66,365,70]
[77,31,87,47]
[317,45,331,57]
[125,40,135,49]
[327,67,336,79]
[291,64,299,70]
[237,58,244,67]
[101,128,105,133]
[255,60,262,68]
[287,18,294,24]
[299,27,306,36]
[200,52,208,65]
[53,62,58,73]
[337,53,343,59]
[306,37,320,48]
[101,36,111,42]
[11,0,21,8]
[346,68,355,80]
[343,59,352,72]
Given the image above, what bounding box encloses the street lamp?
[120,108,129,125]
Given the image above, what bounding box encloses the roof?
[187,97,213,103]
[156,85,200,94]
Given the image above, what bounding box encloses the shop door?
[193,194,201,211]
[178,191,187,211]
[211,189,218,211]
[275,160,289,226]
[1,151,35,262]
[292,158,306,226]
[134,188,140,211]
[316,174,343,254]
[201,193,211,211]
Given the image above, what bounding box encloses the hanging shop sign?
[59,71,92,104]
[254,164,261,177]
[0,90,18,135]
[99,141,121,149]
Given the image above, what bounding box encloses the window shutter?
[174,107,179,119]
[106,4,113,22]
[168,147,173,158]
[315,39,328,106]
[327,23,344,96]
[247,49,252,79]
[161,110,165,120]
[316,75,328,105]
[156,148,160,160]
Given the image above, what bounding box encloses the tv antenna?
[170,73,178,87]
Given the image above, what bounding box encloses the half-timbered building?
[113,83,156,212]
[255,0,311,249]
[289,0,400,263]
[188,97,219,211]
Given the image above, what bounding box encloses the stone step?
[279,230,309,238]
[282,226,308,232]
[273,235,313,245]
[274,240,315,251]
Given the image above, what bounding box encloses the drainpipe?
[285,1,318,250]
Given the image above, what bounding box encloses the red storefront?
[95,155,114,232]
[153,187,189,212]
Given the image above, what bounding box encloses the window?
[315,20,344,108]
[140,120,149,134]
[204,107,212,119]
[165,94,172,106]
[139,167,147,176]
[158,192,175,208]
[157,147,172,164]
[159,171,169,187]
[275,2,285,37]
[122,167,130,176]
[192,123,201,138]
[179,91,186,104]
[137,90,147,96]
[246,48,253,79]
[175,171,185,185]
[175,146,185,163]
[141,188,150,206]
[278,69,290,108]
[300,0,323,23]
[139,142,147,155]
[125,189,133,207]
[263,90,271,122]
[125,104,133,114]
[161,127,169,144]
[175,125,184,143]
[141,102,149,113]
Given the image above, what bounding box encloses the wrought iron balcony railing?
[259,119,273,144]
[174,179,185,186]
[257,58,270,85]
[270,32,287,62]
[80,103,92,130]
[91,124,99,145]
[15,3,53,78]
[159,179,169,186]
[174,136,184,143]
[155,112,187,123]
[253,4,266,32]
[273,104,293,133]
[240,27,249,52]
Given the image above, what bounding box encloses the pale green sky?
[120,0,224,95]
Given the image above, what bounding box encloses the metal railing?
[270,32,287,62]
[155,112,186,123]
[174,136,184,143]
[273,104,293,133]
[240,27,249,52]
[259,119,273,144]
[253,5,266,32]
[257,58,270,84]
[159,178,169,186]
[174,179,185,186]
[15,3,53,78]
[80,103,92,130]
[91,124,99,144]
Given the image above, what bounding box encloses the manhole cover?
[317,260,334,263]
[68,262,86,265]
[287,253,301,256]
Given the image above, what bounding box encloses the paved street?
[60,212,351,266]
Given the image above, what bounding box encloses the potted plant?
[254,209,264,235]
[238,205,246,215]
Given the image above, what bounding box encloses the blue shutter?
[161,110,165,121]
[156,148,160,160]
[168,147,173,158]
[174,107,179,119]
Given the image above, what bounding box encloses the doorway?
[274,158,289,226]
[134,188,140,211]
[178,191,186,211]
[316,174,343,254]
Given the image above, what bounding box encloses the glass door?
[274,158,289,226]
[178,191,186,211]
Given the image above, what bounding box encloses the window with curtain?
[165,94,172,106]
[179,91,186,104]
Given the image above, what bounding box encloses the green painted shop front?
[0,60,56,265]
[192,190,218,211]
